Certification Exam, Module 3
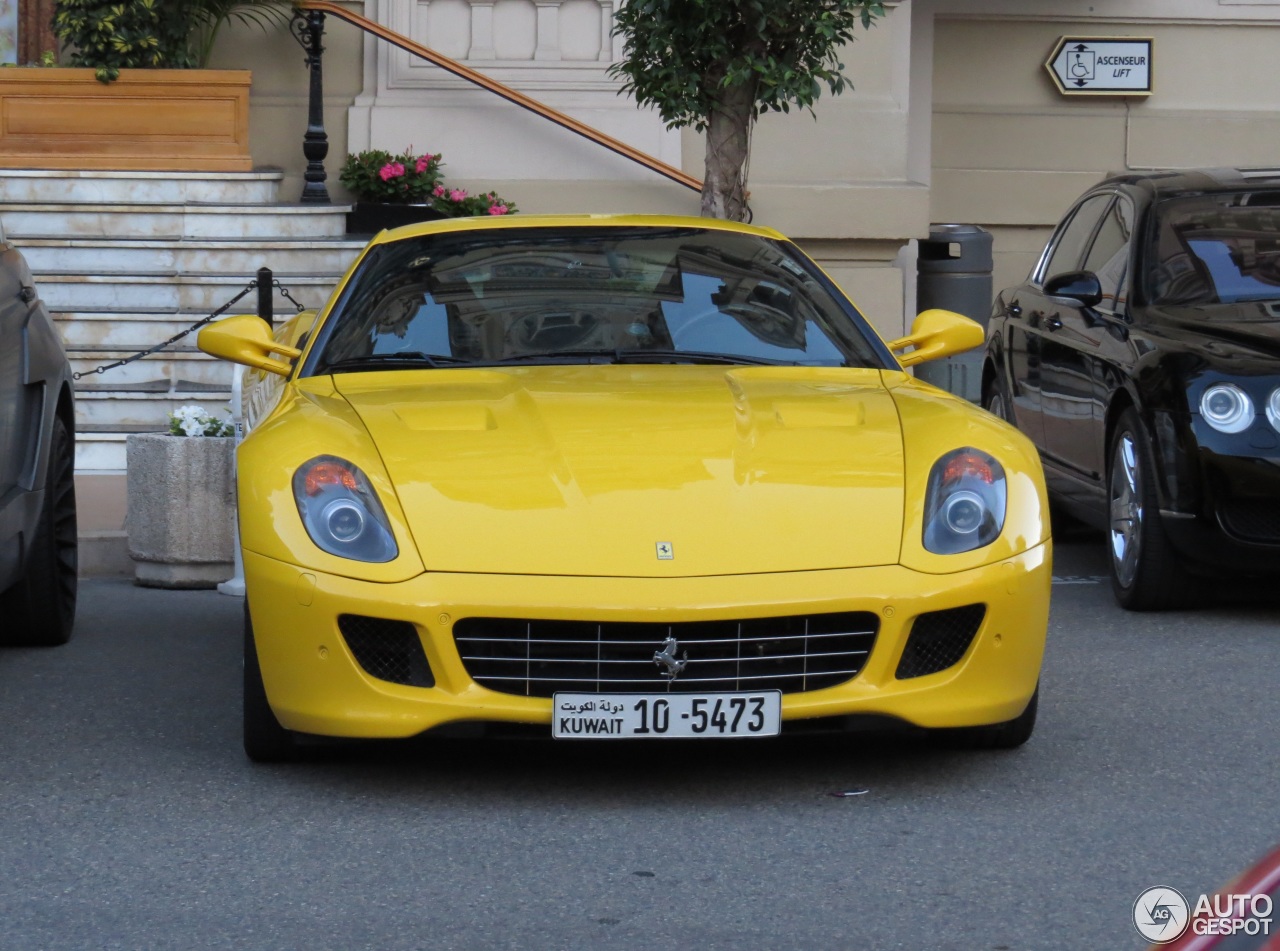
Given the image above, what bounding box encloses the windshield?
[1149,191,1280,305]
[308,226,888,373]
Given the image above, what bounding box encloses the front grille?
[895,604,986,680]
[453,612,879,698]
[1217,497,1280,544]
[339,615,434,687]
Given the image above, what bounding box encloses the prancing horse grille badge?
[656,541,674,560]
[653,635,687,681]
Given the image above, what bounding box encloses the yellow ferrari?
[198,214,1050,761]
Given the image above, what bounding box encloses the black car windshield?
[1149,191,1280,305]
[309,226,889,373]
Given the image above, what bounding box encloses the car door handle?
[1044,313,1063,331]
[19,285,36,303]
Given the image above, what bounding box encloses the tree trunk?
[701,81,756,221]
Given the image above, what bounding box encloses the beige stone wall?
[930,9,1280,295]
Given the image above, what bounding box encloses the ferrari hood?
[333,366,906,577]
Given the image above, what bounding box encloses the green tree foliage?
[53,0,289,83]
[610,0,884,220]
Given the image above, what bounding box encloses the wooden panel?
[0,69,252,171]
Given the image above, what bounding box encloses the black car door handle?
[1044,313,1063,331]
[19,285,36,303]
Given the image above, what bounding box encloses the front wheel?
[930,687,1038,750]
[243,603,302,762]
[1107,408,1196,610]
[983,376,1014,426]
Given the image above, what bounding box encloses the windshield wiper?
[610,348,789,366]
[323,352,469,373]
[483,348,790,367]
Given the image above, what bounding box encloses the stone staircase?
[0,169,366,572]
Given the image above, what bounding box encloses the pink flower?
[416,155,433,174]
[379,161,405,181]
[450,189,468,201]
[488,204,509,215]
[432,184,446,197]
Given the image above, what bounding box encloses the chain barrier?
[71,277,307,382]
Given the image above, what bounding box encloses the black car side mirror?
[1044,270,1103,307]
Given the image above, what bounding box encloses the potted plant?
[340,146,518,234]
[126,405,237,589]
[0,0,286,171]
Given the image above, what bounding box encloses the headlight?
[292,456,398,562]
[1267,388,1280,433]
[923,448,1007,555]
[1199,383,1253,433]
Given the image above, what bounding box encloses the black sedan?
[984,167,1280,609]
[0,221,77,644]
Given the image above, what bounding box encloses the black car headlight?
[292,455,398,562]
[1199,383,1254,434]
[923,448,1007,555]
[1267,388,1280,433]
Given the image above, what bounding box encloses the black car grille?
[895,604,986,680]
[339,615,435,687]
[1217,497,1280,544]
[453,612,879,698]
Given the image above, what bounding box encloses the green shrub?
[52,0,289,83]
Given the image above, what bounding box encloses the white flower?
[169,404,234,438]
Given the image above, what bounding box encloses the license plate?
[552,691,781,739]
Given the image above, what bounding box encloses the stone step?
[69,347,233,388]
[74,385,233,431]
[75,427,164,473]
[53,310,266,348]
[35,271,339,313]
[19,236,365,275]
[1,202,351,239]
[0,169,288,205]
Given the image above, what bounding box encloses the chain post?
[257,267,274,328]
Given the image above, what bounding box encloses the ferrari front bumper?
[244,541,1051,739]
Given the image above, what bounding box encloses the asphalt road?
[2,530,1278,951]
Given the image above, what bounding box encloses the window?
[1040,194,1113,284]
[1082,196,1134,314]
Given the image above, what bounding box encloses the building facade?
[179,0,1280,341]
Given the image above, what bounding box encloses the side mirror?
[1044,270,1103,307]
[197,314,302,377]
[887,308,984,368]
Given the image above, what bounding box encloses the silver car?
[0,219,77,644]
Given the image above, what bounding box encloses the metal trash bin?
[913,224,992,402]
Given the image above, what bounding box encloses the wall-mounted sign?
[1045,37,1153,96]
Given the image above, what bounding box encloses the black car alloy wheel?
[1107,408,1193,610]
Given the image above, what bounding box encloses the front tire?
[0,415,78,646]
[931,686,1038,750]
[243,603,301,762]
[1107,408,1195,610]
[983,375,1014,426]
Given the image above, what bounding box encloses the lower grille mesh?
[339,615,434,687]
[895,604,986,680]
[454,612,879,698]
[1217,497,1280,544]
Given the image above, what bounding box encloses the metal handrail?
[294,0,701,197]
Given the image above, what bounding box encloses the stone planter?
[0,69,252,172]
[346,202,451,235]
[126,434,236,589]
